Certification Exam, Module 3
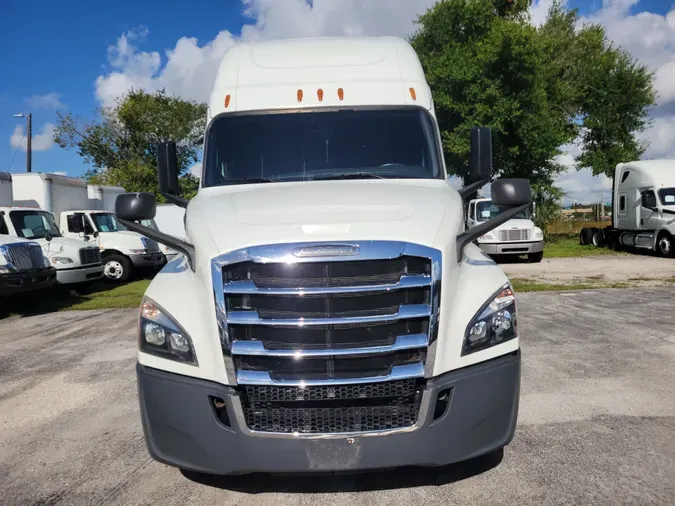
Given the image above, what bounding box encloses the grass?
[511,278,631,292]
[543,236,625,258]
[1,279,149,317]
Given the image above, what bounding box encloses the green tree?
[54,89,206,201]
[410,0,655,186]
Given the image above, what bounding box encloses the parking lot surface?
[1,288,674,505]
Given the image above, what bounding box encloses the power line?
[6,125,26,172]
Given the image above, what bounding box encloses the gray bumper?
[137,350,520,475]
[479,241,544,255]
[0,268,57,295]
[129,252,166,268]
[56,264,104,284]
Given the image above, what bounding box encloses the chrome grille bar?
[237,362,425,386]
[227,303,431,326]
[231,333,428,357]
[223,273,431,295]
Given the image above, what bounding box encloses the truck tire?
[103,254,132,282]
[591,229,605,248]
[579,228,592,245]
[527,251,544,263]
[656,232,674,258]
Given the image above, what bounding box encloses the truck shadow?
[180,449,503,493]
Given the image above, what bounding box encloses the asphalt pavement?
[1,288,674,505]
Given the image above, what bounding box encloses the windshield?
[203,108,443,187]
[9,210,61,239]
[476,201,530,222]
[91,212,126,232]
[658,188,675,206]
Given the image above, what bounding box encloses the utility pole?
[26,113,32,173]
[13,112,32,172]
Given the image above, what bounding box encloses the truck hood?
[188,180,461,259]
[489,218,536,231]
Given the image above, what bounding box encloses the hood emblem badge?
[293,244,359,258]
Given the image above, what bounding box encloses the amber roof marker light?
[409,88,416,100]
[297,89,304,102]
[337,88,344,101]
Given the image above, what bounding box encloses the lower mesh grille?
[240,379,423,433]
[79,248,102,265]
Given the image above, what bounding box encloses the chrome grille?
[4,243,44,271]
[79,248,101,265]
[498,229,530,241]
[212,241,441,434]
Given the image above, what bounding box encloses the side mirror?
[157,141,180,196]
[491,179,532,208]
[456,178,532,262]
[469,127,493,182]
[458,126,493,199]
[45,232,53,242]
[115,193,157,222]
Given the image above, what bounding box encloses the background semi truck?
[0,171,102,286]
[115,36,530,475]
[467,197,544,262]
[580,159,675,257]
[0,225,56,296]
[11,173,165,282]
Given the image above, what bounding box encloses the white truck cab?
[114,36,532,476]
[467,197,544,262]
[10,174,165,282]
[0,172,103,285]
[0,233,57,296]
[586,160,675,257]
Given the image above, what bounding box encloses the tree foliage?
[410,0,656,188]
[54,89,206,200]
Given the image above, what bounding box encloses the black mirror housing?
[157,141,180,196]
[115,193,157,222]
[469,127,493,182]
[491,178,532,207]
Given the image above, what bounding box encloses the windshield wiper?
[311,172,385,181]
[226,177,280,185]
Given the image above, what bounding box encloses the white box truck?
[581,160,675,257]
[1,173,57,296]
[0,171,102,286]
[467,197,544,262]
[11,174,165,282]
[114,36,530,475]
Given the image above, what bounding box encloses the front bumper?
[56,264,104,284]
[129,252,166,268]
[0,267,57,295]
[479,240,544,255]
[137,350,520,475]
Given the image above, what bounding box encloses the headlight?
[0,264,17,274]
[130,249,148,254]
[479,234,495,241]
[533,228,543,240]
[51,256,74,265]
[463,285,517,356]
[139,298,197,365]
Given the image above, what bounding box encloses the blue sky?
[2,0,674,205]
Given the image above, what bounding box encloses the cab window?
[641,190,657,209]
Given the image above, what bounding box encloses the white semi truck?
[0,171,102,286]
[11,174,165,282]
[580,159,675,257]
[114,36,530,475]
[467,197,544,262]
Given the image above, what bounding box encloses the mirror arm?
[161,192,189,209]
[118,219,196,271]
[458,178,491,200]
[456,203,530,262]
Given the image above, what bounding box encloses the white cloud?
[94,1,438,107]
[189,162,202,179]
[25,92,66,110]
[529,0,558,27]
[9,123,56,152]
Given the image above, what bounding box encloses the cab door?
[640,189,659,230]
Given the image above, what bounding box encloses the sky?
[1,0,674,205]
